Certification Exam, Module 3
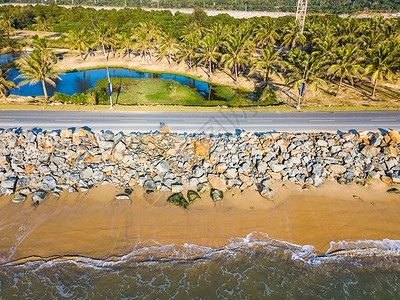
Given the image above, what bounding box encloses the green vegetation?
[0,4,399,108]
[96,77,265,107]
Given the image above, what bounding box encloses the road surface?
[0,110,399,133]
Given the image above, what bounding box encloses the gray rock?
[32,189,48,203]
[210,189,223,201]
[12,193,27,203]
[116,193,130,200]
[69,186,79,193]
[257,161,268,174]
[156,161,169,173]
[98,140,114,150]
[171,183,184,193]
[81,167,94,180]
[1,177,17,190]
[189,177,199,187]
[197,182,210,193]
[144,179,156,191]
[343,172,355,180]
[225,168,238,179]
[187,190,201,203]
[40,175,57,191]
[269,162,285,173]
[260,186,274,200]
[114,141,126,152]
[317,140,328,147]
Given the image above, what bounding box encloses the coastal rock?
[210,189,223,202]
[81,167,94,180]
[361,145,380,158]
[40,175,57,191]
[12,193,27,203]
[156,161,170,173]
[197,182,210,194]
[389,130,400,143]
[144,179,156,191]
[208,174,227,192]
[167,192,189,209]
[32,189,48,204]
[327,164,347,174]
[269,162,285,173]
[225,168,237,179]
[1,177,17,191]
[171,183,184,193]
[116,193,130,200]
[387,188,400,195]
[187,190,201,203]
[259,186,274,200]
[257,161,268,174]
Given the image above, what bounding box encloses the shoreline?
[1,180,400,264]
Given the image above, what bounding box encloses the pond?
[1,53,233,100]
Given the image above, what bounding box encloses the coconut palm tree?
[65,29,90,60]
[17,51,60,100]
[254,18,279,48]
[250,45,283,84]
[221,30,254,81]
[134,21,159,63]
[33,16,50,33]
[0,66,16,98]
[364,42,399,98]
[197,33,223,78]
[283,49,327,101]
[281,22,306,50]
[327,45,363,96]
[116,31,134,60]
[0,14,15,40]
[91,22,113,59]
[177,37,197,69]
[157,32,178,64]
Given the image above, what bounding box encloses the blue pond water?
[1,53,212,97]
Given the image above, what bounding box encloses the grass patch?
[96,78,260,107]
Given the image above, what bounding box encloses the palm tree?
[116,31,134,60]
[254,18,279,48]
[283,49,327,102]
[0,14,15,40]
[364,43,399,98]
[197,33,223,78]
[33,16,50,33]
[0,66,16,98]
[250,45,283,84]
[91,22,113,59]
[65,29,90,60]
[221,30,254,81]
[327,45,363,96]
[134,21,159,63]
[281,22,306,49]
[177,37,197,69]
[16,51,60,100]
[157,32,178,64]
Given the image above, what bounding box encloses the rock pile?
[0,128,399,204]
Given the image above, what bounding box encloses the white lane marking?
[247,120,273,122]
[120,119,148,122]
[184,120,208,123]
[55,119,83,122]
[370,119,397,122]
[309,119,335,122]
[0,119,15,121]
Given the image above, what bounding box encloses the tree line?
[0,5,399,103]
[1,0,400,14]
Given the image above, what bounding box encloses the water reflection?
[1,53,214,98]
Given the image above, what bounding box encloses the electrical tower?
[296,0,308,34]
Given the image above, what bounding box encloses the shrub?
[70,93,87,104]
[53,92,70,103]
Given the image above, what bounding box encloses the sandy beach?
[1,179,399,263]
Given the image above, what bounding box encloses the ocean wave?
[2,233,400,269]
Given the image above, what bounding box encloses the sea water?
[1,233,399,298]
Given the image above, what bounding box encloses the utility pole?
[296,0,308,34]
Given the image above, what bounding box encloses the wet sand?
[0,180,400,263]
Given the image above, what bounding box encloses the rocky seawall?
[1,128,400,206]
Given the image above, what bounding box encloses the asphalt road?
[0,110,399,133]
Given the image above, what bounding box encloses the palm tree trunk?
[336,75,343,97]
[235,63,238,81]
[372,77,378,98]
[209,60,212,77]
[264,68,270,83]
[42,80,48,100]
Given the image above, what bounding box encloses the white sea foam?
[2,233,400,269]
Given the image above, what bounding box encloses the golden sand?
[0,180,400,263]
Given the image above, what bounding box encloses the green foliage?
[53,92,70,103]
[167,192,189,209]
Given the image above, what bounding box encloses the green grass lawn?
[96,78,263,107]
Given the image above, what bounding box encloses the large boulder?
[32,189,48,204]
[167,192,189,209]
[40,175,57,191]
[144,179,156,191]
[156,161,170,173]
[197,182,210,194]
[327,164,347,174]
[259,186,274,200]
[208,174,227,192]
[389,130,400,143]
[187,190,201,203]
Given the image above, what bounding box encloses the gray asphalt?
[0,110,399,133]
